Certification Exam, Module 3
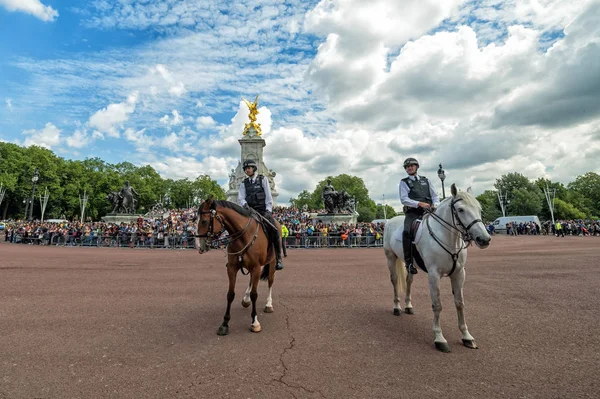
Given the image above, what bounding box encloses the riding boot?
[402,231,418,275]
[271,229,284,270]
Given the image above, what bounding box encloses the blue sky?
[1,0,599,207]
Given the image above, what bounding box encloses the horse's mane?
[212,200,253,217]
[439,190,481,210]
[454,191,482,210]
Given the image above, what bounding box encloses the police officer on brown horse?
[238,159,284,270]
[399,157,440,274]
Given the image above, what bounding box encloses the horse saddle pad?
[393,219,423,244]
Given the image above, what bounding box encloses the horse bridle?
[449,198,483,242]
[194,205,259,264]
[425,198,484,276]
[195,208,225,245]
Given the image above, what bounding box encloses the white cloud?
[88,92,139,138]
[161,132,180,151]
[150,154,233,181]
[168,82,187,97]
[5,99,12,111]
[22,122,61,149]
[5,0,600,209]
[0,0,58,21]
[160,110,184,126]
[65,129,89,149]
[151,64,187,97]
[195,116,216,129]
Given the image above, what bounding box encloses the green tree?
[476,190,502,222]
[568,172,600,217]
[191,174,226,202]
[289,190,315,210]
[0,142,227,219]
[311,174,373,210]
[553,198,586,220]
[375,204,397,220]
[495,173,544,216]
[357,202,377,222]
[509,187,543,216]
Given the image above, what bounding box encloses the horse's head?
[449,184,491,249]
[196,195,224,254]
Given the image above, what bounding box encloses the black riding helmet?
[403,157,419,168]
[243,159,258,172]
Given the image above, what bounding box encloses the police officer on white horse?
[238,159,284,270]
[399,157,440,275]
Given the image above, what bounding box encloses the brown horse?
[196,196,279,336]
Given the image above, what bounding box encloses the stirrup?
[275,258,284,270]
[406,262,418,275]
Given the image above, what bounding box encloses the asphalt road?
[1,236,598,398]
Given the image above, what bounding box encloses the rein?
[194,205,262,275]
[424,198,483,277]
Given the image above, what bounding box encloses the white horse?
[383,184,491,352]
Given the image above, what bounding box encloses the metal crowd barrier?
[5,232,384,249]
[282,234,383,248]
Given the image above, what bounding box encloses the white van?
[492,216,541,233]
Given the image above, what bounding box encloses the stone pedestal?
[311,213,359,226]
[226,131,279,205]
[101,213,140,224]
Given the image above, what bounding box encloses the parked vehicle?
[493,216,541,233]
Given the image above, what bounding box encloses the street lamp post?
[437,163,446,199]
[27,168,39,221]
[23,199,29,220]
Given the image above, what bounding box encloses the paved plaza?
[1,236,599,398]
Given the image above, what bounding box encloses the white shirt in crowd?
[238,174,273,212]
[399,174,441,209]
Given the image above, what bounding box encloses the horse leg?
[242,278,252,308]
[428,272,450,352]
[217,264,237,336]
[250,267,262,333]
[264,262,275,313]
[450,268,478,349]
[404,271,415,315]
[385,250,402,316]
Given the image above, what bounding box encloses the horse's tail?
[396,258,407,293]
[260,264,270,281]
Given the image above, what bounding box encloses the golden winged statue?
[242,94,262,136]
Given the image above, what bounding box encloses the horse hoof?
[217,326,229,336]
[393,309,401,316]
[250,324,262,333]
[241,300,251,308]
[404,307,415,315]
[435,342,451,353]
[264,306,274,313]
[462,339,479,349]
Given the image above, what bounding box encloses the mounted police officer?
[238,159,284,270]
[399,157,440,274]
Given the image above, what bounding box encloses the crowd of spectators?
[4,205,598,250]
[2,208,198,248]
[547,220,600,237]
[272,206,385,247]
[485,219,600,237]
[1,205,387,249]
